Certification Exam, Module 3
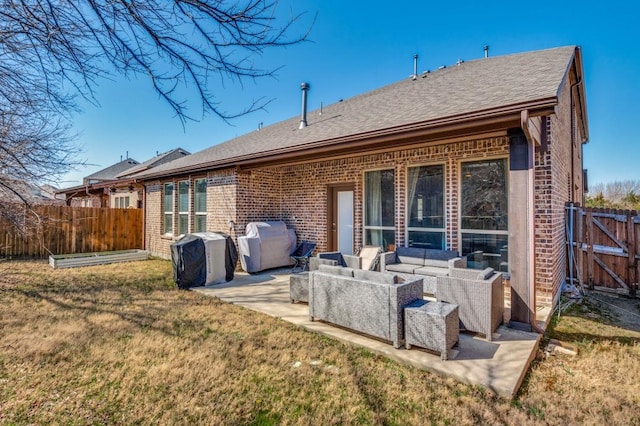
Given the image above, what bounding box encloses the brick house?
[58,148,189,208]
[135,46,588,329]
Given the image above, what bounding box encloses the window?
[460,159,508,271]
[163,183,174,234]
[407,165,445,249]
[178,180,189,235]
[194,178,207,232]
[115,196,131,208]
[364,169,395,251]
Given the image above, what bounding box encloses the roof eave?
[137,98,558,181]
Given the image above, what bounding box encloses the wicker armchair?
[318,246,382,271]
[436,267,504,341]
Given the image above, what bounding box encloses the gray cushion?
[318,264,354,277]
[478,267,495,280]
[353,269,397,284]
[318,251,347,267]
[424,248,459,261]
[396,247,426,265]
[414,266,451,277]
[422,258,450,268]
[385,263,418,274]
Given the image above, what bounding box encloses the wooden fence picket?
[0,205,143,258]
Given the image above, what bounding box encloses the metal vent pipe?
[299,82,309,129]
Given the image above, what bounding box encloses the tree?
[585,180,640,210]
[0,0,311,230]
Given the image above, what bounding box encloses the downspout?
[139,180,146,251]
[569,77,582,204]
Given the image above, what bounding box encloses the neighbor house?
[58,148,189,208]
[134,46,588,330]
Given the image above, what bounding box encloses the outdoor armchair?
[436,267,504,341]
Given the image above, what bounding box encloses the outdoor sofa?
[308,264,423,348]
[289,257,338,303]
[380,247,466,294]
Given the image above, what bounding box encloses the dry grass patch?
[0,259,639,425]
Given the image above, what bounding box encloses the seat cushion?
[414,266,450,277]
[385,263,418,274]
[395,247,426,265]
[423,258,450,268]
[478,267,496,280]
[424,248,459,261]
[318,251,347,267]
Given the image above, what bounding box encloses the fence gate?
[566,204,638,297]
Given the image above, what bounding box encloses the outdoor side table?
[404,300,459,360]
[289,272,310,303]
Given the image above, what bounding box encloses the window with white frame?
[194,178,207,232]
[460,158,509,271]
[163,183,174,234]
[178,180,189,235]
[364,169,395,251]
[406,164,445,249]
[114,196,130,208]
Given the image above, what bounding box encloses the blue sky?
[61,0,639,188]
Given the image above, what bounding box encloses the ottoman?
[404,300,459,360]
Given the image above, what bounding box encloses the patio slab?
[192,269,541,398]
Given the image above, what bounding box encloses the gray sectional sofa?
[380,247,466,294]
[308,265,423,348]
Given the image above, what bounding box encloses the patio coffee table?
[404,300,459,360]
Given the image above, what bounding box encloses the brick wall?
[144,123,581,307]
[534,69,584,305]
[247,137,510,254]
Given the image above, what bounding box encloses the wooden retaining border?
[49,249,150,269]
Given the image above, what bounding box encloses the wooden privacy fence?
[566,204,638,296]
[0,205,143,259]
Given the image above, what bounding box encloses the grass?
[1,259,639,425]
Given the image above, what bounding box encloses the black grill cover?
[171,232,238,289]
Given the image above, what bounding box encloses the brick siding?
[145,119,582,306]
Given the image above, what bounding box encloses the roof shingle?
[136,46,577,179]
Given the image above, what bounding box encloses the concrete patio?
[192,269,543,398]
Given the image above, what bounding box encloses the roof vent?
[410,54,418,80]
[299,82,309,129]
[484,45,489,58]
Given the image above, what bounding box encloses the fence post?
[576,205,585,290]
[629,212,638,297]
[586,209,595,290]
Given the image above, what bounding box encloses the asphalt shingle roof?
[136,46,577,179]
[84,158,140,182]
[116,148,190,178]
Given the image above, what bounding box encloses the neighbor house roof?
[84,158,140,183]
[115,148,190,178]
[58,149,190,197]
[135,46,587,180]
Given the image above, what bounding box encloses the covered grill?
[238,221,297,273]
[171,232,238,289]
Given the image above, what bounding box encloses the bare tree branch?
[0,0,311,231]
